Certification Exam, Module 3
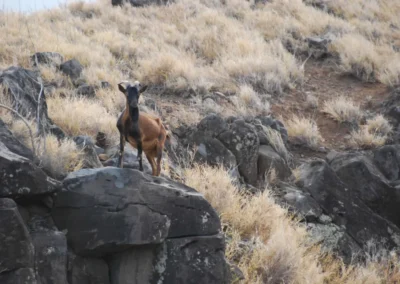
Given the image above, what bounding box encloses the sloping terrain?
[1,0,400,283]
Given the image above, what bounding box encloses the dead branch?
[0,103,36,157]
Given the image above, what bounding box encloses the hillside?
[1,0,400,283]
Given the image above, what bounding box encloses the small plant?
[285,115,323,148]
[349,115,392,149]
[322,96,363,124]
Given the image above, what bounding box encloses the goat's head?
[118,81,148,109]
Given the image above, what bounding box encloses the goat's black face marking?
[126,85,140,109]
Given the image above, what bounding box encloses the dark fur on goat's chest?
[117,107,142,142]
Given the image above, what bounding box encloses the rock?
[219,119,259,186]
[297,160,400,256]
[0,66,65,138]
[197,114,228,138]
[306,223,361,263]
[52,167,221,257]
[194,136,237,169]
[68,253,110,284]
[31,230,68,284]
[0,119,33,160]
[0,141,61,198]
[0,268,37,284]
[101,81,110,89]
[329,152,400,226]
[0,198,35,277]
[372,145,400,181]
[60,59,83,81]
[31,52,64,67]
[102,146,152,174]
[76,84,96,98]
[96,131,108,148]
[281,185,322,222]
[111,0,171,7]
[109,235,230,284]
[256,115,288,144]
[73,135,103,169]
[258,145,291,183]
[306,32,336,59]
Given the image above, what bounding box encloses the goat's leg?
[156,144,164,176]
[146,153,157,176]
[118,133,125,168]
[137,140,144,172]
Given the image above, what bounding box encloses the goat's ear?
[140,85,148,93]
[118,83,126,94]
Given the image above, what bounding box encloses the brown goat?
[116,81,169,176]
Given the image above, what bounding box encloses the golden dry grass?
[322,96,363,124]
[349,115,392,149]
[285,115,323,148]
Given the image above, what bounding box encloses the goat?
[116,81,169,176]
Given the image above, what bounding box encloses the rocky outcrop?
[0,120,61,198]
[176,114,289,186]
[52,167,221,256]
[31,52,64,68]
[0,66,65,138]
[59,59,83,82]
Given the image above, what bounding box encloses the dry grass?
[285,115,323,148]
[349,115,392,149]
[322,96,363,124]
[184,164,400,283]
[46,95,119,144]
[184,165,324,284]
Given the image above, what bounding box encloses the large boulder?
[193,136,237,169]
[0,140,60,198]
[258,145,291,184]
[109,235,230,284]
[297,160,400,255]
[329,152,400,226]
[52,167,221,257]
[219,119,259,186]
[31,52,64,68]
[73,135,103,169]
[59,59,83,81]
[0,198,36,282]
[372,145,400,182]
[0,66,65,138]
[0,119,33,160]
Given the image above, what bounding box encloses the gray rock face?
[109,235,230,284]
[60,59,83,81]
[297,160,400,253]
[219,119,259,186]
[0,198,35,279]
[306,223,361,262]
[372,145,400,181]
[73,135,103,170]
[31,229,68,284]
[330,152,400,226]
[52,167,221,257]
[258,145,290,183]
[194,136,237,169]
[76,84,96,98]
[0,268,37,284]
[0,119,33,160]
[67,253,110,284]
[31,52,64,67]
[102,146,152,174]
[0,140,60,198]
[0,66,65,138]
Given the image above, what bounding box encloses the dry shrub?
[36,135,83,178]
[264,127,290,162]
[184,165,324,284]
[232,84,269,116]
[285,115,322,148]
[46,95,119,144]
[322,96,363,124]
[349,115,392,149]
